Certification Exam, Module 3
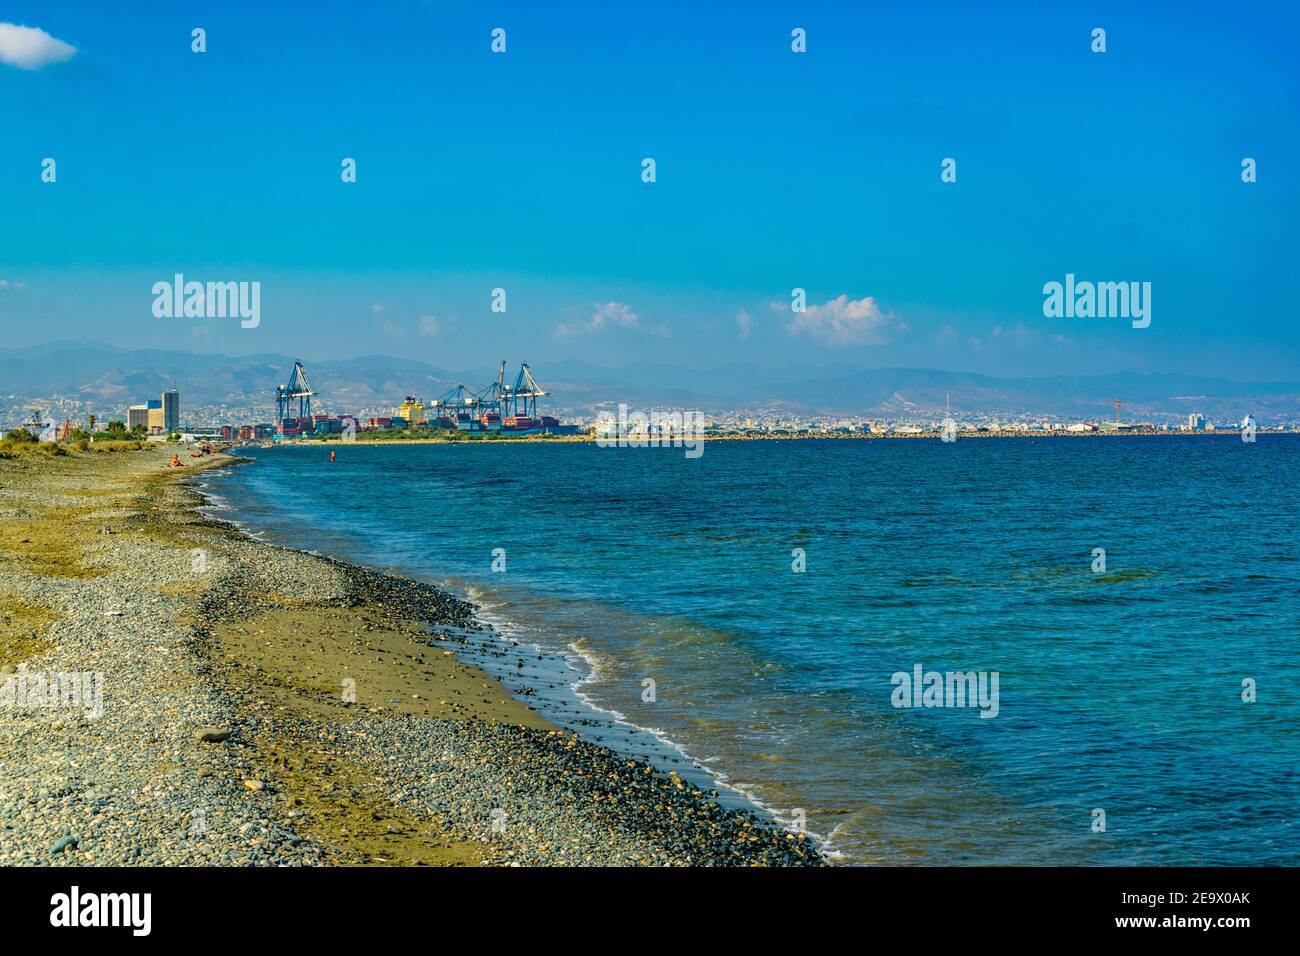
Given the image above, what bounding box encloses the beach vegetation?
[0,429,77,459]
[0,595,62,667]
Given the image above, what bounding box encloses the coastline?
[264,428,1286,448]
[0,445,822,866]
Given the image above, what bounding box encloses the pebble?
[50,835,78,854]
[0,447,822,868]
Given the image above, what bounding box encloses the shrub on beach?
[0,433,154,459]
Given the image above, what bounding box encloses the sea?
[196,435,1300,865]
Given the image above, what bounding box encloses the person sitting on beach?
[170,454,182,468]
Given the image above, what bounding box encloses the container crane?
[275,361,315,420]
[473,361,508,430]
[428,383,482,430]
[506,363,548,418]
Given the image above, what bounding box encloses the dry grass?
[0,439,148,461]
[0,596,62,668]
[0,506,109,579]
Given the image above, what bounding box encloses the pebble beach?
[0,444,822,867]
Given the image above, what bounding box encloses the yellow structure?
[125,388,181,436]
[398,396,425,424]
[127,397,169,435]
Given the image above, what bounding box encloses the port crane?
[403,361,552,430]
[476,361,509,411]
[505,363,548,418]
[428,382,483,425]
[275,361,315,420]
[462,362,510,429]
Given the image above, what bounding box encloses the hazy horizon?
[7,338,1300,388]
[6,340,1299,427]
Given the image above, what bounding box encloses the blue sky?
[1,0,1297,378]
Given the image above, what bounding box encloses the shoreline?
[249,429,1288,449]
[193,465,796,836]
[0,445,822,866]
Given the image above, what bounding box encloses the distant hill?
[3,343,1298,424]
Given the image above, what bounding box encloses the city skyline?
[4,341,1297,434]
[2,1,1298,380]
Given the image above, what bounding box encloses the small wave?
[474,603,805,836]
[193,472,840,864]
[559,636,839,860]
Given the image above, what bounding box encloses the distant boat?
[941,394,959,441]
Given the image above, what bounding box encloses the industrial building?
[162,388,180,434]
[126,399,165,434]
[126,402,153,432]
[126,388,181,435]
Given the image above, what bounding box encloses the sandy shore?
[0,444,821,866]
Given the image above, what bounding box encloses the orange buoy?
[330,450,336,462]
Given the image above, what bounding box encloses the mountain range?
[3,343,1298,424]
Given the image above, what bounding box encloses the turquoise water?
[201,436,1300,865]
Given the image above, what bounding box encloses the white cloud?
[589,301,640,331]
[554,301,670,338]
[736,309,752,341]
[987,323,1039,349]
[783,294,894,347]
[419,315,441,336]
[0,23,76,70]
